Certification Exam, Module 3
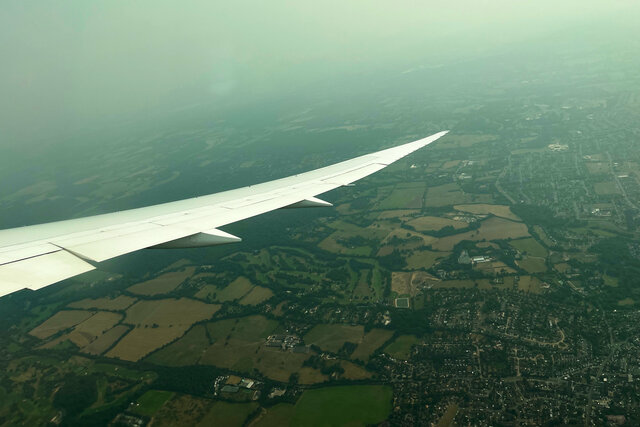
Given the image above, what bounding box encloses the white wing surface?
[0,131,448,297]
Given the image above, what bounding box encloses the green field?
[351,329,394,361]
[292,385,392,426]
[197,401,258,427]
[131,390,174,416]
[145,324,210,366]
[384,335,419,359]
[253,403,295,427]
[510,238,548,257]
[255,385,392,427]
[304,324,364,353]
[376,183,425,209]
[594,181,620,195]
[517,257,547,274]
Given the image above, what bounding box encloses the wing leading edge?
[0,131,448,297]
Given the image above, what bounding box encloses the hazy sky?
[1,0,638,147]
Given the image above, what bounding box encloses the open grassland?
[81,325,129,355]
[436,403,459,427]
[585,162,609,174]
[351,329,394,361]
[197,315,321,382]
[594,181,620,195]
[68,295,136,311]
[131,390,174,416]
[146,325,210,366]
[319,220,391,256]
[106,298,220,361]
[251,386,392,427]
[475,261,517,275]
[198,315,322,383]
[391,272,435,296]
[352,269,372,300]
[391,272,411,295]
[454,204,520,221]
[405,250,450,270]
[253,348,319,383]
[198,402,259,427]
[304,324,364,353]
[29,310,93,339]
[517,257,548,273]
[152,394,215,427]
[42,311,122,348]
[424,183,493,208]
[431,217,530,251]
[107,326,191,362]
[510,238,548,257]
[376,183,425,210]
[251,403,295,427]
[424,183,467,207]
[618,298,635,306]
[195,277,255,302]
[239,286,274,305]
[433,134,497,148]
[377,209,419,219]
[431,278,514,291]
[407,216,468,232]
[124,298,219,327]
[292,385,392,427]
[385,335,419,359]
[127,267,196,296]
[339,361,373,380]
[517,276,546,294]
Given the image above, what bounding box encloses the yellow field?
[391,272,411,295]
[29,310,94,339]
[81,325,129,355]
[124,298,220,327]
[431,217,530,251]
[105,298,220,361]
[351,329,394,362]
[56,311,123,348]
[304,324,364,353]
[127,267,196,296]
[407,216,468,232]
[239,286,274,305]
[68,295,137,311]
[453,204,521,221]
[106,325,192,362]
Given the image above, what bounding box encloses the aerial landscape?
[1,2,640,426]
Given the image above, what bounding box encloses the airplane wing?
[0,131,448,297]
